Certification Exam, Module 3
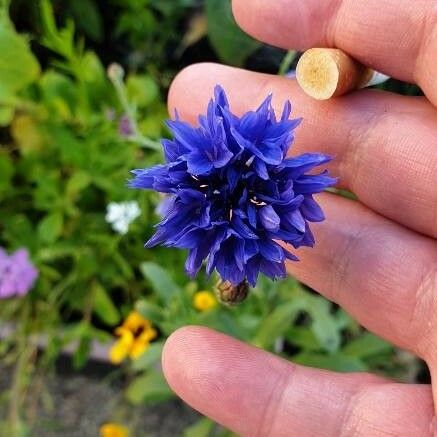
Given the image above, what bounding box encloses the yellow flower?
[99,423,129,437]
[193,291,217,311]
[109,311,157,364]
[122,311,150,332]
[109,328,133,364]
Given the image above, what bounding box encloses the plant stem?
[108,65,161,151]
[8,301,34,437]
[278,50,297,76]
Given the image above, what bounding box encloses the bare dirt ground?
[0,357,199,437]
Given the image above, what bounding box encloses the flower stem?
[108,63,161,151]
[278,50,297,76]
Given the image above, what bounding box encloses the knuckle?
[341,384,432,437]
[331,222,372,302]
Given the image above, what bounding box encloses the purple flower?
[0,248,38,299]
[129,86,336,286]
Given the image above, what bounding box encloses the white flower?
[105,201,141,235]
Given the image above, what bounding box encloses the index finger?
[232,0,437,105]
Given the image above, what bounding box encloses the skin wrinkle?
[328,221,371,305]
[292,371,381,437]
[325,0,346,49]
[340,385,381,437]
[433,201,437,240]
[411,263,437,361]
[326,380,359,437]
[414,4,437,100]
[337,106,437,238]
[337,223,433,353]
[338,106,380,192]
[254,363,295,437]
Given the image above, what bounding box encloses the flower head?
[0,248,38,299]
[106,201,141,235]
[129,85,336,287]
[109,311,157,364]
[100,423,129,437]
[193,290,217,311]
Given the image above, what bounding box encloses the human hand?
[162,1,437,435]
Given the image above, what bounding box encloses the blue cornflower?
[129,86,336,287]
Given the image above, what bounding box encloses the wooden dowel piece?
[296,48,374,100]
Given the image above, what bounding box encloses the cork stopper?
[296,48,373,100]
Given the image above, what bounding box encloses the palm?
[162,0,437,435]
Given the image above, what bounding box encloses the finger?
[232,0,437,106]
[285,192,437,362]
[163,327,434,437]
[168,63,437,239]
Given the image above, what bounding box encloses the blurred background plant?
[0,0,425,436]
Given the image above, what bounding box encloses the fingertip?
[161,325,201,387]
[231,0,250,34]
[161,325,288,434]
[162,326,227,400]
[231,0,318,50]
[167,63,221,121]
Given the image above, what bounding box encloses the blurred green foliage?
[0,0,420,435]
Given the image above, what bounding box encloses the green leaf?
[285,326,320,351]
[183,417,215,437]
[65,171,91,199]
[37,212,64,244]
[92,282,120,326]
[67,0,103,42]
[135,299,163,324]
[140,262,182,302]
[127,75,159,108]
[0,24,40,100]
[131,342,164,371]
[125,370,174,405]
[310,309,341,353]
[205,0,260,66]
[40,70,77,117]
[293,352,368,372]
[305,296,341,353]
[2,214,36,249]
[81,51,106,84]
[342,332,392,358]
[11,114,43,155]
[252,301,302,349]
